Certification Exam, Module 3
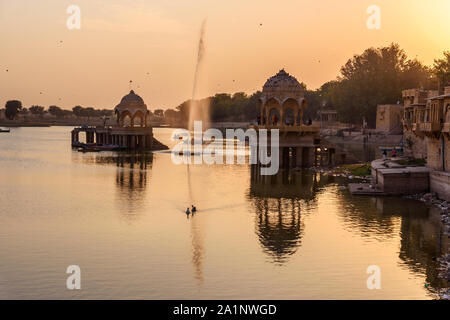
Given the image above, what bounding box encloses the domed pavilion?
[259,69,307,126]
[71,89,168,151]
[114,90,150,127]
[250,69,324,169]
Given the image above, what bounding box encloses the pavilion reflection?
[74,151,153,221]
[113,153,153,221]
[336,193,450,293]
[248,167,333,264]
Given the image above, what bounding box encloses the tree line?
[3,44,450,127]
[164,44,450,128]
[1,103,114,120]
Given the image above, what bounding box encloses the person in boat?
[186,207,190,215]
[191,205,197,214]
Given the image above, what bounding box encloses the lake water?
[0,127,448,299]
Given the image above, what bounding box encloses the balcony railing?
[420,122,442,132]
[442,123,450,133]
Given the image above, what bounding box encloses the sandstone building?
[376,104,403,134]
[402,86,450,200]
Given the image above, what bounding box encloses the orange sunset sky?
[0,0,449,110]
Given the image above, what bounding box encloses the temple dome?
[114,90,147,114]
[262,69,304,102]
[114,90,149,127]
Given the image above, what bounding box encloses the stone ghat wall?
[430,171,450,201]
[404,130,427,159]
[371,158,430,195]
[376,170,430,195]
[426,135,450,172]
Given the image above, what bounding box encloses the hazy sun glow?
[0,0,448,110]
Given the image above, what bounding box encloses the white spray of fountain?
[188,19,209,131]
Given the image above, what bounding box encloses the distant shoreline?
[0,119,171,128]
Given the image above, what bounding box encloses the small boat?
[78,147,100,153]
[0,128,10,133]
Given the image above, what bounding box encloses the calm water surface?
[0,127,448,299]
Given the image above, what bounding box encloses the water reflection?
[398,207,449,292]
[75,151,153,221]
[189,214,205,285]
[336,193,450,293]
[248,167,333,264]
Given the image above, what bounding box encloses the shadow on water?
[248,166,449,293]
[248,167,337,264]
[336,190,450,293]
[74,151,154,222]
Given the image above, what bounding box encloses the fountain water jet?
[188,19,210,131]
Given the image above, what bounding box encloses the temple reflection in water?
[249,165,449,293]
[72,149,449,292]
[74,151,153,221]
[249,166,333,264]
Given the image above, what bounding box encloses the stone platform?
[348,183,386,196]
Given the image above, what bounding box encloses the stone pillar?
[131,135,136,149]
[296,147,303,167]
[141,135,146,149]
[279,147,284,168]
[310,147,316,167]
[146,135,152,150]
[302,147,312,167]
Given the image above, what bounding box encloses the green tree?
[433,51,450,87]
[325,43,434,127]
[5,100,22,120]
[48,105,65,118]
[72,106,84,118]
[29,105,45,118]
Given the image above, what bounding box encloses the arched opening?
[78,131,86,144]
[268,108,281,126]
[283,108,295,126]
[282,98,299,126]
[265,98,281,126]
[122,112,132,127]
[132,111,145,127]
